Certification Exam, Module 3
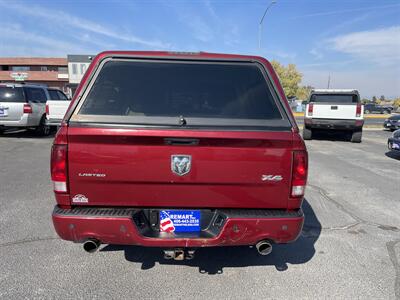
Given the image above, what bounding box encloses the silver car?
[0,83,52,135]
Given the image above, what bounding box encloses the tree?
[379,95,386,102]
[361,98,370,104]
[296,85,313,101]
[271,60,302,98]
[393,98,400,109]
[372,96,378,103]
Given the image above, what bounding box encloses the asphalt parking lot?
[0,129,399,299]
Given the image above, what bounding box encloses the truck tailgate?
[47,100,71,120]
[311,103,357,119]
[67,127,293,209]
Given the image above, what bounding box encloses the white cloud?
[327,26,400,65]
[186,16,215,42]
[204,0,219,21]
[0,0,170,49]
[309,48,323,60]
[0,24,92,56]
[290,3,400,20]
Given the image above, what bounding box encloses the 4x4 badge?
[171,155,191,176]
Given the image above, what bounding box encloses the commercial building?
[0,57,69,92]
[67,55,94,95]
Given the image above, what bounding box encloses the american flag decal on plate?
[160,211,175,232]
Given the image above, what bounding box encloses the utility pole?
[258,1,277,50]
[327,74,331,89]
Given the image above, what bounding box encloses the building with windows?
[67,55,94,95]
[0,57,69,92]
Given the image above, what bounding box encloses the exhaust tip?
[256,240,273,256]
[83,239,100,253]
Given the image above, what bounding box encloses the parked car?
[0,83,52,135]
[364,103,392,114]
[303,89,364,142]
[388,129,400,151]
[46,89,70,128]
[51,51,308,259]
[383,114,400,131]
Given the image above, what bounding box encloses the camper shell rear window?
[72,59,291,129]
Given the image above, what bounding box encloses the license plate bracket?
[159,210,201,233]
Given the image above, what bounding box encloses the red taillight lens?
[356,103,362,117]
[23,104,32,114]
[291,150,308,197]
[45,104,49,115]
[308,103,314,116]
[51,144,68,193]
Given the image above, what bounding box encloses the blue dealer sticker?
[160,210,201,232]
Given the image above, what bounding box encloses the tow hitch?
[163,249,195,260]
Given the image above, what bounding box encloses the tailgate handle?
[164,138,199,146]
[331,106,338,110]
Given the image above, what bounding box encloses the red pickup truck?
[51,51,308,260]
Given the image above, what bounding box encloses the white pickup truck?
[303,89,364,143]
[45,89,70,128]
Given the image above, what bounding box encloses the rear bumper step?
[52,206,304,247]
[305,118,364,130]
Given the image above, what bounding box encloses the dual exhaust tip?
[83,239,273,256]
[255,240,273,256]
[83,239,101,253]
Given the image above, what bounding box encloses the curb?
[297,125,387,131]
[293,113,394,119]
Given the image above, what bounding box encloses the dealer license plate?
[159,210,201,232]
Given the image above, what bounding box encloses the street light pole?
[258,0,277,50]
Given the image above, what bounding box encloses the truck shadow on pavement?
[101,199,321,274]
[0,129,55,139]
[308,130,353,142]
[385,150,400,161]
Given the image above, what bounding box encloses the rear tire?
[303,127,312,140]
[383,110,389,114]
[364,110,370,114]
[35,116,50,136]
[351,130,362,143]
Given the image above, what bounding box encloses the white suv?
[0,83,54,135]
[303,89,364,143]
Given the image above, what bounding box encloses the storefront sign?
[10,72,28,81]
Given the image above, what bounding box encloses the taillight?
[291,150,308,198]
[23,104,32,114]
[356,103,362,117]
[51,126,68,193]
[308,103,314,116]
[45,104,49,115]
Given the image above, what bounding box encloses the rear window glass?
[310,94,359,103]
[78,60,283,126]
[0,87,25,102]
[24,88,47,103]
[57,91,68,100]
[48,90,60,100]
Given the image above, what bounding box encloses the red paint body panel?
[67,127,294,208]
[53,51,307,248]
[53,213,303,246]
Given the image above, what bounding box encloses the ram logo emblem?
[171,155,191,176]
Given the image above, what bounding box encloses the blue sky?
[0,0,399,98]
